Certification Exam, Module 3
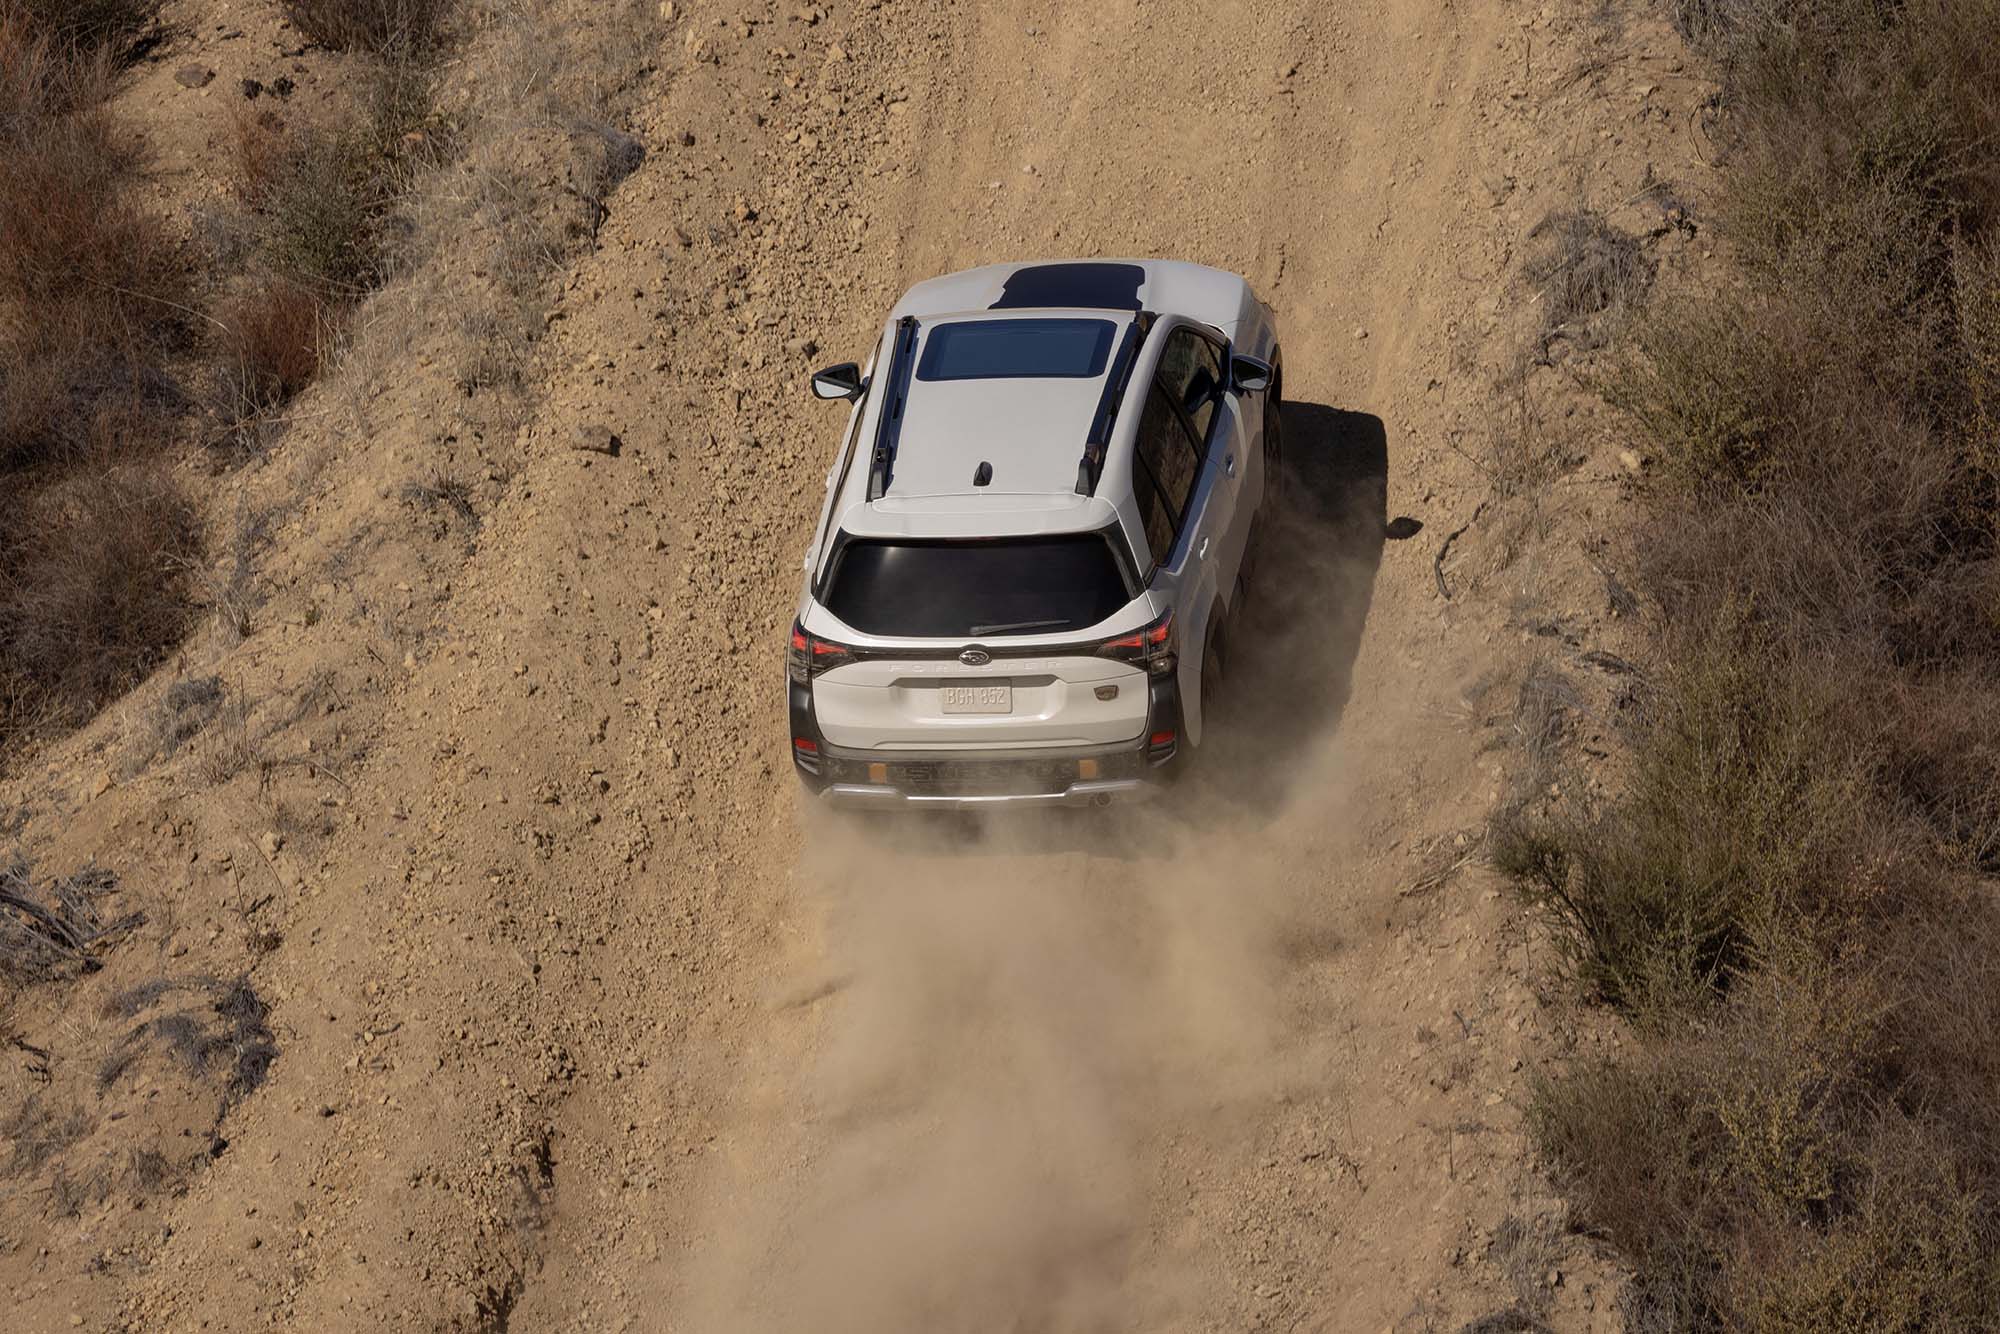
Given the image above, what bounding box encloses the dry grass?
[228,104,292,205]
[0,858,133,984]
[0,462,201,745]
[125,673,223,771]
[1,1094,90,1178]
[0,7,183,470]
[0,2,204,755]
[1525,209,1653,355]
[1,1,481,760]
[281,0,449,56]
[14,0,156,52]
[1500,0,2000,1326]
[259,129,383,297]
[216,276,328,413]
[3,0,664,763]
[329,0,662,420]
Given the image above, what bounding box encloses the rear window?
[822,535,1132,639]
[915,319,1116,382]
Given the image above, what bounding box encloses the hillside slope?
[1,1,1714,1329]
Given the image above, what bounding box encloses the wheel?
[1197,620,1224,735]
[1263,362,1287,514]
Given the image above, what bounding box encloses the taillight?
[1095,609,1177,676]
[788,620,854,683]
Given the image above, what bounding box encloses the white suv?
[787,260,1283,808]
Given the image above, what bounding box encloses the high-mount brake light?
[1094,609,1177,676]
[787,621,855,683]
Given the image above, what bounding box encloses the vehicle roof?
[820,258,1267,547]
[861,308,1127,508]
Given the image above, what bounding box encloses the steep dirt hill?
[2,1,1717,1329]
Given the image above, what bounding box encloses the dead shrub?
[0,17,182,471]
[357,53,443,183]
[0,462,201,741]
[0,1093,90,1177]
[1600,293,1806,496]
[279,0,448,56]
[0,49,168,311]
[228,104,292,205]
[191,687,260,786]
[1955,235,2000,496]
[128,673,223,769]
[399,469,476,528]
[0,8,199,755]
[1533,904,2000,1333]
[260,129,380,295]
[9,0,159,55]
[100,974,279,1107]
[1525,209,1652,354]
[0,4,121,119]
[0,858,133,984]
[1494,632,1871,1010]
[216,276,327,413]
[127,1145,170,1191]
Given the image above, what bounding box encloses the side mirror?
[811,362,866,402]
[1229,353,1273,394]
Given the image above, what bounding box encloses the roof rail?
[1074,311,1153,495]
[866,316,920,500]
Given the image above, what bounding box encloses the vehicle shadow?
[827,401,1391,859]
[1193,400,1389,817]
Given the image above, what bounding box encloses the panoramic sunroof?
[988,262,1145,312]
[915,318,1115,381]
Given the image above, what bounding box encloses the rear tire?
[1264,364,1287,515]
[1196,622,1224,747]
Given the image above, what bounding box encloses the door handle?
[1224,454,1237,477]
[1198,535,1211,559]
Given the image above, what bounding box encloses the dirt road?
[2,1,1710,1329]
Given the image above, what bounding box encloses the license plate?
[940,683,1012,715]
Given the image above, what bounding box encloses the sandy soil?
[1,1,1720,1329]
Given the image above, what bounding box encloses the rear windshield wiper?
[968,618,1070,636]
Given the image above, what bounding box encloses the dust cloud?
[684,406,1391,1331]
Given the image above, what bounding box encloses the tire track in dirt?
[510,2,1629,1331]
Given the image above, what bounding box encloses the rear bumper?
[822,776,1156,811]
[790,674,1184,809]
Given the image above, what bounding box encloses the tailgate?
[813,654,1148,750]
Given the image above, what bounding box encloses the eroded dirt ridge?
[0,1,1719,1329]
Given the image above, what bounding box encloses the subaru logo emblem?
[958,647,992,667]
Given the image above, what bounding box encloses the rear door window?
[1154,328,1225,443]
[1131,382,1200,564]
[822,534,1133,638]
